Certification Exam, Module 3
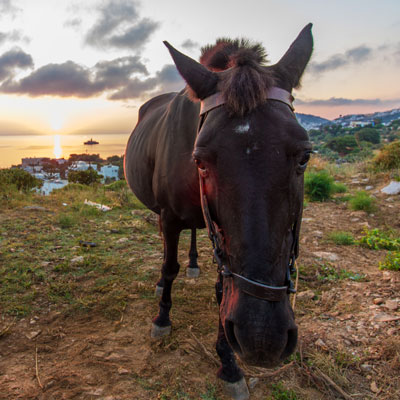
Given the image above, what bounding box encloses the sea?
[0,133,130,168]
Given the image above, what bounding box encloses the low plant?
[372,141,400,171]
[348,191,376,213]
[379,252,400,271]
[317,263,365,282]
[358,228,400,250]
[332,182,347,193]
[269,382,297,400]
[327,231,354,245]
[304,170,335,201]
[58,213,76,228]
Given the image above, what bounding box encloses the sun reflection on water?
[53,135,62,159]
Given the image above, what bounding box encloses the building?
[100,164,119,182]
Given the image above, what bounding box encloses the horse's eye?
[297,151,312,173]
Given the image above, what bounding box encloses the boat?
[84,138,99,145]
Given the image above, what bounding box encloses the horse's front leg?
[215,279,250,400]
[151,210,181,338]
[186,228,200,278]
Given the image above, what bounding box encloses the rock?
[373,298,384,305]
[302,218,313,222]
[117,237,129,244]
[24,205,47,211]
[370,381,379,393]
[71,256,84,264]
[315,338,327,349]
[297,290,315,301]
[372,313,400,322]
[361,364,372,371]
[381,181,400,195]
[25,330,41,340]
[248,377,259,390]
[384,300,398,311]
[312,230,323,237]
[313,251,339,261]
[365,186,373,190]
[85,388,104,396]
[117,367,129,375]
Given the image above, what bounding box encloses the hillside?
[0,166,399,399]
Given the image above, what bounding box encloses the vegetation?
[0,168,42,192]
[348,191,376,213]
[358,228,400,251]
[379,252,400,271]
[68,168,103,185]
[372,141,400,171]
[327,231,354,245]
[304,170,335,201]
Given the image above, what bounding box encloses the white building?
[35,179,69,195]
[100,164,119,182]
[69,161,97,171]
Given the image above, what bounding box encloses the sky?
[0,0,400,138]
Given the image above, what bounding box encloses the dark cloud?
[296,97,400,107]
[181,39,199,51]
[0,48,33,81]
[0,30,29,45]
[0,48,183,100]
[309,45,372,74]
[85,0,159,50]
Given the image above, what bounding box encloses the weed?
[58,213,76,228]
[317,263,365,282]
[269,382,297,400]
[327,231,354,245]
[200,383,219,400]
[332,181,347,193]
[379,252,400,271]
[348,191,376,213]
[358,228,400,250]
[372,141,400,171]
[304,170,335,201]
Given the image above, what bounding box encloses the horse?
[125,24,313,399]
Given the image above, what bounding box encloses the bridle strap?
[200,87,295,115]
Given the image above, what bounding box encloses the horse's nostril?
[281,327,298,359]
[225,320,242,355]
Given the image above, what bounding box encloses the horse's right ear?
[164,41,218,100]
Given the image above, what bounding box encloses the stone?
[381,181,400,195]
[25,330,41,340]
[297,290,315,301]
[117,237,129,243]
[71,256,84,264]
[118,367,129,375]
[24,205,47,211]
[365,186,373,190]
[248,377,259,390]
[384,300,398,311]
[372,313,400,323]
[373,298,384,305]
[313,251,339,261]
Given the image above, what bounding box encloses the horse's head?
[165,25,313,368]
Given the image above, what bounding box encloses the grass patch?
[58,213,76,228]
[332,181,347,193]
[304,170,335,201]
[269,382,297,400]
[358,228,400,250]
[317,263,366,282]
[326,231,354,245]
[379,252,400,271]
[348,191,376,213]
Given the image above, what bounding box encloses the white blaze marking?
[235,123,250,134]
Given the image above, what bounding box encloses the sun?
[53,135,63,159]
[49,115,64,131]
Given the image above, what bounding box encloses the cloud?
[0,0,19,17]
[0,48,33,81]
[0,48,183,100]
[296,97,400,107]
[0,30,29,45]
[64,18,82,29]
[85,0,159,50]
[181,39,199,51]
[309,45,372,74]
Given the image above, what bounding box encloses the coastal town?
[19,154,122,195]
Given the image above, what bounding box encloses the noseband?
[197,87,298,302]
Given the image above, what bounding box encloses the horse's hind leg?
[186,228,200,278]
[151,210,181,338]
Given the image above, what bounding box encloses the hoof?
[150,323,171,339]
[224,377,249,400]
[186,267,200,278]
[155,285,163,297]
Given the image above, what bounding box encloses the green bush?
[379,252,400,271]
[325,135,358,155]
[104,179,127,192]
[0,168,42,192]
[355,128,380,144]
[58,214,76,228]
[348,191,376,213]
[372,141,400,171]
[304,170,335,201]
[358,228,400,250]
[332,182,347,193]
[327,231,354,245]
[68,168,103,185]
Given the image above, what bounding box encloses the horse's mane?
[198,38,275,116]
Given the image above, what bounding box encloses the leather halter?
[197,87,298,302]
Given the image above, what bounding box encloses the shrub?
[68,168,103,185]
[332,182,347,193]
[379,252,400,271]
[355,128,380,144]
[304,170,335,201]
[327,231,354,245]
[372,141,400,171]
[348,191,376,213]
[358,228,400,250]
[0,168,42,192]
[105,180,127,192]
[325,135,358,155]
[58,214,76,228]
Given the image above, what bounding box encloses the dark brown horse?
[125,24,313,399]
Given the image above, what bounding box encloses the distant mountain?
[295,113,330,130]
[295,108,400,130]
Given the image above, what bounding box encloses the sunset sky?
[1,0,400,137]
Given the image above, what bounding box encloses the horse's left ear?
[164,41,218,100]
[272,23,314,89]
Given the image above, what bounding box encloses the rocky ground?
[0,170,399,399]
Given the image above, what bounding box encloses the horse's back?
[125,91,201,222]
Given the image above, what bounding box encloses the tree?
[325,135,358,155]
[68,168,103,185]
[0,168,42,192]
[355,128,380,145]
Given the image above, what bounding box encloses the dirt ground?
[0,173,399,399]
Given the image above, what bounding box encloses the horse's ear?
[163,41,218,100]
[272,23,313,89]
